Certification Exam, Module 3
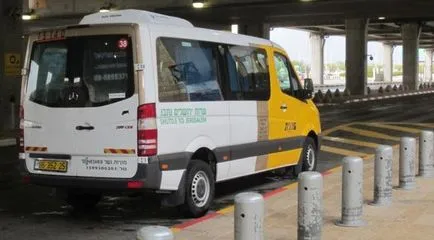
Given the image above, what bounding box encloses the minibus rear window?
[26,35,134,107]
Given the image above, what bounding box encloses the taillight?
[137,103,157,156]
[127,181,144,189]
[19,105,24,154]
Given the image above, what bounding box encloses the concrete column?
[345,19,369,95]
[401,23,421,90]
[239,23,270,39]
[310,33,325,85]
[0,0,23,130]
[424,49,433,82]
[383,43,394,82]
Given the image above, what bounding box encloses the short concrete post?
[298,172,323,240]
[234,192,264,240]
[370,145,393,206]
[336,156,366,227]
[399,137,416,189]
[419,131,434,177]
[136,226,173,240]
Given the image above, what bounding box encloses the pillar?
[401,23,421,90]
[424,49,433,82]
[0,0,23,130]
[345,19,369,95]
[310,33,325,85]
[239,23,270,39]
[383,43,393,82]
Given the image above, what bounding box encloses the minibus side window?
[273,53,292,94]
[157,37,223,102]
[288,61,302,91]
[225,46,270,101]
[274,52,304,96]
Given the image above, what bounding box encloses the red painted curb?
[321,170,333,176]
[173,211,221,230]
[172,169,337,231]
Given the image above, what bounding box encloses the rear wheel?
[66,191,101,210]
[181,160,215,218]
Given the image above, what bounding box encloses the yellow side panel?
[263,45,304,169]
[253,44,320,171]
[267,148,302,169]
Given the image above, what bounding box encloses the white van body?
[20,10,321,217]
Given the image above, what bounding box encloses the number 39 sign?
[117,39,128,49]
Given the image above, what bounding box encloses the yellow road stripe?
[403,123,434,128]
[321,145,373,159]
[217,206,234,215]
[372,122,434,128]
[361,122,421,133]
[321,123,351,136]
[322,136,379,148]
[340,126,400,141]
[328,166,343,174]
[283,183,298,190]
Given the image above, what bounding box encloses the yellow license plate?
[35,160,68,172]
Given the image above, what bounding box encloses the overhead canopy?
[23,0,434,47]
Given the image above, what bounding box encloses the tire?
[66,191,101,210]
[181,160,215,218]
[292,137,318,177]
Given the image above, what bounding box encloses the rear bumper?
[20,159,162,190]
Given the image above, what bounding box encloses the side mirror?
[304,78,314,92]
[295,89,313,100]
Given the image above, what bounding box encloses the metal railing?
[314,81,398,92]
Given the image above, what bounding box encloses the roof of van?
[79,9,194,27]
[79,9,284,51]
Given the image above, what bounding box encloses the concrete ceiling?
[296,22,434,48]
[22,0,434,47]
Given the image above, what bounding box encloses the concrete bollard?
[370,145,393,206]
[334,89,341,99]
[419,131,434,177]
[136,226,173,240]
[336,156,366,227]
[298,172,323,240]
[234,192,264,240]
[385,85,392,93]
[399,137,416,189]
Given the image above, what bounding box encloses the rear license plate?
[34,160,68,173]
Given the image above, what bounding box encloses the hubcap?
[191,171,210,208]
[306,145,316,171]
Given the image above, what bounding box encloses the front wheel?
[292,137,318,177]
[181,160,215,218]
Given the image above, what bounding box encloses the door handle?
[76,125,95,131]
[280,104,288,111]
